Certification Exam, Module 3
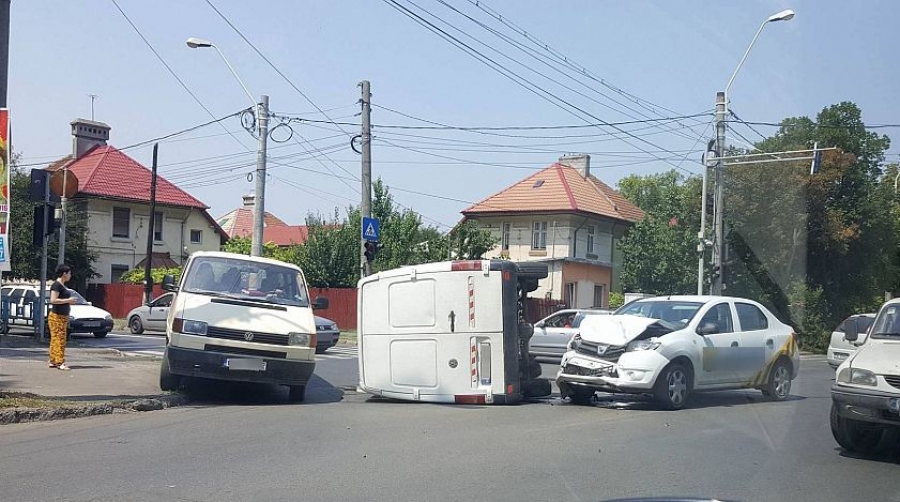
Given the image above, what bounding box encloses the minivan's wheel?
[129,316,144,334]
[653,362,692,410]
[830,403,883,454]
[93,331,108,338]
[762,358,792,400]
[288,385,306,403]
[159,352,181,392]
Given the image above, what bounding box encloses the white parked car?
[556,295,800,410]
[0,284,113,337]
[126,293,175,334]
[831,299,900,454]
[826,313,876,368]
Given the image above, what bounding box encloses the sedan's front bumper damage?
[556,350,668,395]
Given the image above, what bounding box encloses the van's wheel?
[159,352,181,392]
[762,358,792,400]
[653,361,692,410]
[288,385,306,403]
[523,378,551,398]
[93,331,108,338]
[830,403,884,454]
[526,360,542,379]
[129,316,144,334]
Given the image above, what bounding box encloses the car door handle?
[731,341,739,347]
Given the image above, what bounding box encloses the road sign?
[362,217,380,241]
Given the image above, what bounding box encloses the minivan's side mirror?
[312,297,329,310]
[697,322,719,336]
[844,319,859,342]
[161,274,178,292]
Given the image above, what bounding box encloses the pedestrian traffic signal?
[364,240,380,262]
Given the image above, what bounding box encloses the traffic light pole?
[359,80,373,278]
[37,178,50,341]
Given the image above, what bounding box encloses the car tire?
[564,385,595,405]
[653,361,692,410]
[523,378,551,398]
[288,385,306,403]
[762,358,792,400]
[93,331,108,338]
[315,345,328,354]
[526,360,542,379]
[159,351,181,392]
[830,403,884,454]
[129,316,144,335]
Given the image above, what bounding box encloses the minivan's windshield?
[868,304,900,339]
[183,256,310,307]
[615,301,704,330]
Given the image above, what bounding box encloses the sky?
[8,0,900,230]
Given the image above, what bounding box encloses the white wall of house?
[84,199,222,284]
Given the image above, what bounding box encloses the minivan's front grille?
[204,344,286,359]
[206,326,288,346]
[883,374,900,391]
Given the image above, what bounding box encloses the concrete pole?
[251,95,269,257]
[144,143,158,304]
[360,80,372,278]
[711,91,727,295]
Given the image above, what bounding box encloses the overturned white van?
[357,260,551,404]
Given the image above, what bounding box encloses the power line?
[727,119,900,130]
[382,0,700,176]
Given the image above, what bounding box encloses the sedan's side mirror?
[697,321,719,336]
[844,319,859,342]
[313,297,329,310]
[534,321,545,329]
[161,274,178,292]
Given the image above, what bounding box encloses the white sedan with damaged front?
[556,296,800,410]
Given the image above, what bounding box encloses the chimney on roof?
[71,119,111,159]
[242,193,255,208]
[560,154,590,179]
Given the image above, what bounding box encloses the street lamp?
[703,9,794,295]
[186,37,269,258]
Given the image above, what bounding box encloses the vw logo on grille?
[596,345,608,355]
[244,332,255,341]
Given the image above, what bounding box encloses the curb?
[0,393,190,426]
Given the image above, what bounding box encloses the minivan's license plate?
[225,358,267,371]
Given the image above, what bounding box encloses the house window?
[593,285,605,308]
[564,283,576,308]
[532,221,548,250]
[153,212,164,242]
[501,223,511,251]
[587,225,595,254]
[110,264,129,283]
[112,207,130,238]
[190,229,203,244]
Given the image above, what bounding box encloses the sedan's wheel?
[763,359,792,400]
[93,331,108,338]
[288,385,306,403]
[653,362,691,410]
[565,386,596,405]
[129,316,144,334]
[315,345,328,354]
[831,403,884,454]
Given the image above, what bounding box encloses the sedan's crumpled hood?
[577,315,673,346]
[850,340,900,374]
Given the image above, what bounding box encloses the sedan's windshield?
[615,301,703,329]
[868,304,900,339]
[183,256,310,307]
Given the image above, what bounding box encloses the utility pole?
[0,0,9,108]
[359,80,373,278]
[711,91,727,295]
[37,177,50,341]
[251,94,269,257]
[144,143,158,305]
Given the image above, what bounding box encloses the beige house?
[47,119,227,284]
[462,154,644,308]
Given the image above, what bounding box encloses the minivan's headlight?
[837,368,877,386]
[181,319,208,336]
[288,332,315,347]
[626,338,661,352]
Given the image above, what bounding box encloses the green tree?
[616,170,702,295]
[7,164,98,289]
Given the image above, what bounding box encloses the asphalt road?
[1,354,898,502]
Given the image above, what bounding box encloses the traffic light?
[364,240,380,262]
[32,204,57,246]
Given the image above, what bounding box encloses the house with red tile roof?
[46,119,227,284]
[461,154,644,308]
[217,194,314,247]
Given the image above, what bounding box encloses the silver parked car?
[126,293,174,334]
[826,313,875,368]
[529,308,613,360]
[315,315,340,354]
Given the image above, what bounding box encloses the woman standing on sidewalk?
[48,264,77,371]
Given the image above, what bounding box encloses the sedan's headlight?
[837,367,877,386]
[104,314,113,321]
[626,338,661,352]
[567,334,581,351]
[288,332,315,347]
[330,323,338,331]
[181,319,208,336]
